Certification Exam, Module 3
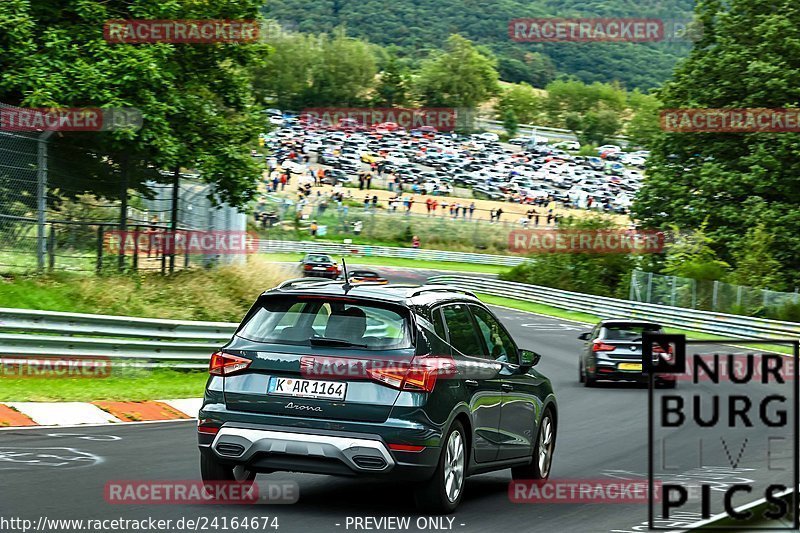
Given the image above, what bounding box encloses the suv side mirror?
[578,332,592,341]
[519,349,541,370]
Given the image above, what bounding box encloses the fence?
[427,274,800,340]
[0,306,386,368]
[630,269,800,318]
[254,191,569,256]
[0,102,246,274]
[3,274,800,367]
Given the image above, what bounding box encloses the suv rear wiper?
[309,337,368,348]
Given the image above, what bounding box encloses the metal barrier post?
[96,224,104,274]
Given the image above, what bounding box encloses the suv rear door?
[219,294,415,423]
[470,305,544,461]
[439,303,504,463]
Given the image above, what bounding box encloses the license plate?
[618,363,642,371]
[268,377,346,400]
[312,266,327,270]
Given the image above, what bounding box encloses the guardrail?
[427,275,800,340]
[0,307,235,368]
[0,307,388,367]
[259,240,529,267]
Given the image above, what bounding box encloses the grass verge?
[0,370,208,402]
[0,259,289,321]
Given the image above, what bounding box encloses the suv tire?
[200,452,256,489]
[512,409,555,481]
[414,421,466,514]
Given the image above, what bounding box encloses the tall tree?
[0,0,266,206]
[373,52,408,107]
[496,82,542,124]
[413,34,499,109]
[632,0,800,284]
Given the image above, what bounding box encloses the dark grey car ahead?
[198,280,557,513]
[578,319,676,387]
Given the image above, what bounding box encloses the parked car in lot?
[360,151,383,164]
[577,319,676,388]
[299,254,341,279]
[199,281,557,513]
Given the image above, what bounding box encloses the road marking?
[0,447,101,470]
[520,323,585,331]
[46,433,121,441]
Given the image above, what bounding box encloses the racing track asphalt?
[0,267,791,533]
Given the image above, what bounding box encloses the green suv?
[198,279,557,513]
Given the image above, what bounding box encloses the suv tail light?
[209,352,251,376]
[366,357,454,393]
[592,341,617,352]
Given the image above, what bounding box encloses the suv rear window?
[237,296,412,350]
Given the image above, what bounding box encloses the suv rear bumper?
[213,426,396,473]
[199,422,441,482]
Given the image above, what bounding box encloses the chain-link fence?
[630,269,800,320]
[0,102,246,275]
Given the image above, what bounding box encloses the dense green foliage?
[497,79,661,145]
[632,0,800,287]
[0,0,268,206]
[262,0,695,89]
[499,216,638,298]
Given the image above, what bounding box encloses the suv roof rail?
[274,278,340,290]
[407,284,477,298]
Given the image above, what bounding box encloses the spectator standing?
[469,202,475,219]
[412,235,421,249]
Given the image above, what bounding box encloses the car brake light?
[209,352,252,376]
[366,357,452,393]
[592,341,617,352]
[303,264,312,270]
